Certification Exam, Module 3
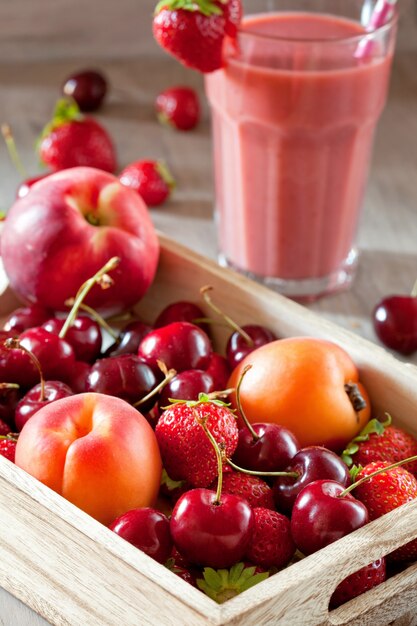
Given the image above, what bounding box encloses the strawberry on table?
[0,436,17,463]
[119,160,175,207]
[155,395,238,487]
[153,0,242,73]
[354,461,417,562]
[330,558,386,609]
[244,508,296,570]
[156,86,200,131]
[210,471,275,510]
[38,99,117,173]
[342,414,417,477]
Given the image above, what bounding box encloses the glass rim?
[239,10,398,44]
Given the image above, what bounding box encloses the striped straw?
[355,0,397,59]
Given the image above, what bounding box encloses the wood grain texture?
[2,235,417,625]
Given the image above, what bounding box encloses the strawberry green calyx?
[166,391,234,409]
[197,562,269,603]
[39,98,83,143]
[341,414,392,466]
[154,0,226,17]
[160,468,186,491]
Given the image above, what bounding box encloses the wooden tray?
[1,233,417,626]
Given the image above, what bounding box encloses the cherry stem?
[59,257,120,339]
[133,361,177,408]
[411,279,417,298]
[4,338,45,401]
[1,123,27,178]
[339,453,417,497]
[0,433,18,442]
[0,383,20,391]
[235,365,259,442]
[226,456,299,478]
[194,409,223,505]
[200,285,254,347]
[344,382,367,414]
[64,299,119,341]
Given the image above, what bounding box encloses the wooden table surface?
[0,48,416,624]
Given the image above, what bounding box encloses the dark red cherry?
[42,315,102,363]
[373,295,417,355]
[205,353,231,391]
[4,304,54,334]
[19,327,76,384]
[226,325,277,370]
[66,361,92,394]
[138,322,212,373]
[87,354,157,411]
[109,508,173,564]
[170,488,254,568]
[104,320,153,357]
[159,369,215,407]
[154,301,209,335]
[273,446,351,514]
[0,331,39,388]
[0,384,21,429]
[62,69,108,112]
[290,479,368,556]
[15,380,73,431]
[233,423,299,474]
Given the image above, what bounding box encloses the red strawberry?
[119,160,174,206]
[156,86,200,131]
[153,0,242,74]
[354,461,417,561]
[155,398,238,487]
[0,437,17,462]
[211,471,275,510]
[342,414,417,477]
[330,558,386,609]
[38,99,116,173]
[244,507,295,569]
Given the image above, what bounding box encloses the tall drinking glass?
[205,0,397,300]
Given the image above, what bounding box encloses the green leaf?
[241,572,269,591]
[202,567,223,590]
[37,98,83,151]
[154,0,222,17]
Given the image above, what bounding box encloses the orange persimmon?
[228,337,371,452]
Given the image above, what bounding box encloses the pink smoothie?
[205,12,395,288]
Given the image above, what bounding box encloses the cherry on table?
[233,422,300,474]
[4,304,54,334]
[205,353,231,391]
[109,507,173,564]
[42,315,102,363]
[227,324,277,370]
[273,446,351,514]
[19,327,76,384]
[154,301,209,336]
[62,69,108,112]
[87,354,158,412]
[0,331,39,388]
[15,380,73,431]
[138,321,212,373]
[373,293,417,355]
[158,369,215,407]
[104,320,153,358]
[290,479,368,556]
[170,487,254,568]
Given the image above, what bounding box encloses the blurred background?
[0,0,415,62]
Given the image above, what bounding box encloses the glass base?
[218,248,359,303]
